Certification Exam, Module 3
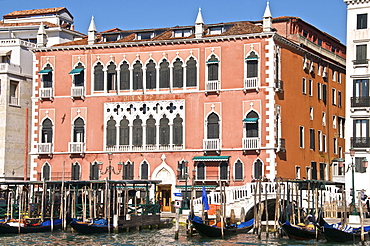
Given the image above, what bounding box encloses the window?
[310,107,314,120]
[106,116,116,147]
[353,119,369,148]
[42,163,50,181]
[119,117,129,145]
[40,64,53,88]
[357,13,368,29]
[9,80,19,105]
[71,163,80,180]
[120,61,130,90]
[355,44,367,65]
[207,113,220,139]
[73,117,85,142]
[140,161,149,179]
[332,88,337,105]
[146,115,156,145]
[245,111,259,137]
[246,51,258,79]
[353,79,369,103]
[133,116,143,146]
[72,63,85,87]
[122,161,134,180]
[295,166,301,179]
[323,134,327,152]
[133,61,143,90]
[302,78,307,94]
[209,26,223,35]
[173,58,183,88]
[318,39,322,46]
[137,32,153,40]
[90,162,99,180]
[186,57,197,87]
[338,91,342,107]
[333,115,337,129]
[94,63,104,91]
[317,83,321,100]
[333,138,338,154]
[173,29,192,37]
[309,79,313,96]
[159,60,170,89]
[332,71,336,82]
[196,162,205,180]
[299,126,304,148]
[306,166,311,180]
[234,160,243,181]
[207,55,219,81]
[107,62,117,91]
[220,161,228,180]
[173,114,183,145]
[319,163,326,180]
[310,129,315,150]
[311,162,317,180]
[355,157,367,173]
[322,112,326,126]
[146,60,156,90]
[338,117,345,138]
[318,130,323,151]
[338,72,341,84]
[159,115,170,145]
[41,119,53,143]
[322,84,327,103]
[253,159,263,180]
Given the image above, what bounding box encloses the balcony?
[351,97,370,107]
[39,88,53,101]
[203,139,220,152]
[244,77,259,91]
[242,137,260,151]
[0,63,22,75]
[351,137,370,148]
[68,142,85,155]
[9,96,19,106]
[71,86,85,100]
[205,80,220,94]
[275,80,284,93]
[37,143,53,155]
[277,138,286,152]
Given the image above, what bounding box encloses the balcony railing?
[205,80,220,93]
[71,86,85,99]
[353,59,368,66]
[39,88,53,100]
[244,77,259,90]
[0,63,22,74]
[9,96,18,106]
[275,80,284,92]
[68,142,85,153]
[351,137,370,148]
[203,139,220,151]
[106,144,184,152]
[242,137,260,150]
[351,97,370,107]
[277,138,286,152]
[37,143,52,154]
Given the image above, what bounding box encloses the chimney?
[263,2,273,32]
[88,16,97,45]
[195,8,204,39]
[37,22,47,47]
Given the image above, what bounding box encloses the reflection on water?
[0,226,370,246]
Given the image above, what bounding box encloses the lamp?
[349,148,357,215]
[99,152,122,180]
[363,158,368,168]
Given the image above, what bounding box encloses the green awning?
[243,117,259,123]
[38,69,52,74]
[192,156,230,162]
[69,68,85,75]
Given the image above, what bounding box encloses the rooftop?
[3,7,72,19]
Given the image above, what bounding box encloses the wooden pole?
[359,193,365,243]
[258,182,262,239]
[253,182,257,234]
[51,187,55,232]
[265,183,269,238]
[23,107,28,181]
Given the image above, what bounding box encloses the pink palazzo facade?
[30,6,346,210]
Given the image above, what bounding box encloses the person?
[361,189,369,210]
[157,197,163,212]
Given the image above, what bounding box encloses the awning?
[243,117,259,123]
[38,69,52,74]
[192,156,230,162]
[69,68,84,75]
[0,50,11,56]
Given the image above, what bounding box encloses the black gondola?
[0,219,62,234]
[280,220,321,240]
[190,216,254,237]
[323,221,370,242]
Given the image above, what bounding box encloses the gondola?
[280,220,321,240]
[190,216,254,237]
[323,221,370,242]
[0,219,62,234]
[70,218,120,234]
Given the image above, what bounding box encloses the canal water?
[0,226,369,246]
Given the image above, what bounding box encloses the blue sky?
[0,0,348,44]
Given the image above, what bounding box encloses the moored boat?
[323,221,370,242]
[0,219,62,234]
[190,216,254,237]
[280,220,321,240]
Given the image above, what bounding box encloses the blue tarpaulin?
[202,186,210,211]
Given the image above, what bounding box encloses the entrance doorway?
[157,185,171,212]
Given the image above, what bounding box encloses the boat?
[0,219,62,234]
[70,218,120,234]
[190,215,254,237]
[323,221,370,242]
[280,220,321,240]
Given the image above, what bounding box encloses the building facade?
[31,4,345,211]
[345,0,370,199]
[0,7,84,180]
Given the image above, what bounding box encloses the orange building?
[30,5,345,211]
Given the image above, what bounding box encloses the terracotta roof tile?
[3,7,68,18]
[0,21,59,28]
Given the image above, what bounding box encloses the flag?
[202,186,210,211]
